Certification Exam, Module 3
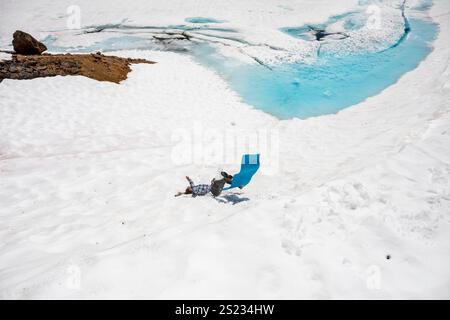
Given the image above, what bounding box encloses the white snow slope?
[0,0,450,299]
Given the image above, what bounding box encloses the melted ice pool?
[42,15,437,119]
[185,17,225,24]
[201,18,437,119]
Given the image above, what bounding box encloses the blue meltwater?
[203,18,437,119]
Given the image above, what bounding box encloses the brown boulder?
[12,30,47,55]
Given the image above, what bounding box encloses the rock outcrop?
[0,52,154,83]
[12,30,47,55]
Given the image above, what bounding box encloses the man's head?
[221,171,233,184]
[185,186,193,194]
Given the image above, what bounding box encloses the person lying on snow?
[175,172,233,197]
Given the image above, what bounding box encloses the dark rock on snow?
[12,30,47,55]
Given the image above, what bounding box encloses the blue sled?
[223,154,260,191]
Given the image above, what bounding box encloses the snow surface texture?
[1,0,450,299]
